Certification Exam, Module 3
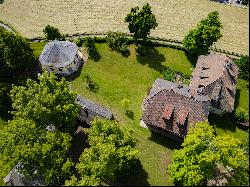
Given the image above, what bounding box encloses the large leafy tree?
[168,121,249,186]
[183,11,222,56]
[0,29,36,82]
[10,72,79,133]
[234,55,249,81]
[125,3,158,44]
[0,118,74,185]
[65,119,140,186]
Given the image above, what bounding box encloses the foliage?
[106,32,129,53]
[234,107,249,122]
[10,71,79,134]
[84,37,100,61]
[242,0,249,5]
[161,67,176,82]
[84,73,99,92]
[65,119,139,186]
[183,11,222,56]
[136,45,148,56]
[0,118,74,185]
[168,121,249,186]
[43,25,64,40]
[121,98,130,110]
[125,3,158,43]
[0,82,12,119]
[0,29,36,82]
[234,56,249,80]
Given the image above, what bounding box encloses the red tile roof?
[162,104,174,120]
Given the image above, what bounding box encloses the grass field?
[30,42,248,185]
[1,0,249,55]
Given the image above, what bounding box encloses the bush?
[234,56,249,80]
[234,107,249,122]
[84,37,100,61]
[85,74,99,92]
[161,67,176,82]
[106,32,129,53]
[43,25,64,40]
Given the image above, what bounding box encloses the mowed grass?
[31,42,248,185]
[0,0,248,55]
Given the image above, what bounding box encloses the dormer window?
[202,67,209,70]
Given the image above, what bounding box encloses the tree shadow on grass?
[234,89,241,109]
[208,113,236,133]
[136,46,166,73]
[116,159,150,186]
[125,110,134,120]
[185,51,198,67]
[148,132,182,150]
[65,62,84,82]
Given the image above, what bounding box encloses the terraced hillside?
[0,0,248,53]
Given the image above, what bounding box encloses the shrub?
[85,74,99,93]
[84,37,100,61]
[106,32,129,53]
[161,67,176,82]
[234,56,249,80]
[234,107,249,122]
[43,25,64,40]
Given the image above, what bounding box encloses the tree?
[84,37,100,61]
[10,72,79,134]
[0,118,74,185]
[183,11,222,56]
[234,107,249,122]
[0,82,12,119]
[168,121,249,186]
[125,3,158,44]
[106,32,129,53]
[0,29,36,82]
[234,56,249,80]
[65,119,140,186]
[43,25,64,40]
[242,0,249,6]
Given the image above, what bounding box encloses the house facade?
[39,40,83,76]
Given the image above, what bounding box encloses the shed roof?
[76,95,113,119]
[39,40,78,68]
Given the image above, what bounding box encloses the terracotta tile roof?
[176,107,189,125]
[142,79,210,140]
[162,104,174,120]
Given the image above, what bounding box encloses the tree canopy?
[65,119,140,186]
[10,72,79,134]
[43,25,64,40]
[183,11,222,56]
[234,55,249,81]
[125,3,158,43]
[0,118,74,185]
[0,29,36,82]
[168,121,249,186]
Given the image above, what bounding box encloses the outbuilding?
[39,40,83,76]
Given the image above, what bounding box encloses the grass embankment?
[31,42,249,185]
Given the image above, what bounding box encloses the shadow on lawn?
[234,89,241,109]
[116,159,150,186]
[65,62,84,82]
[185,51,198,66]
[148,132,182,150]
[208,113,236,133]
[136,46,166,73]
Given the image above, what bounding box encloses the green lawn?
[31,42,249,186]
[30,42,47,58]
